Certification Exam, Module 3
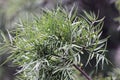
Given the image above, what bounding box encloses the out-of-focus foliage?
[1,7,108,80]
[116,0,120,11]
[0,0,44,30]
[5,0,40,17]
[115,0,120,22]
[0,31,11,56]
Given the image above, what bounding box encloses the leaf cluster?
[0,8,108,80]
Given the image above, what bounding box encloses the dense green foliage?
[0,0,120,79]
[0,8,109,80]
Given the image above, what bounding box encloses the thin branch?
[73,64,92,80]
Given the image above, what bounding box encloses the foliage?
[116,0,120,11]
[0,30,11,56]
[0,7,108,80]
[115,0,120,22]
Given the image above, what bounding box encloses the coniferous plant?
[0,7,108,80]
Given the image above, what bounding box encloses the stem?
[73,64,92,80]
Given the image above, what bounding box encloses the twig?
[73,64,92,80]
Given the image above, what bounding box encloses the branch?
[73,64,92,80]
